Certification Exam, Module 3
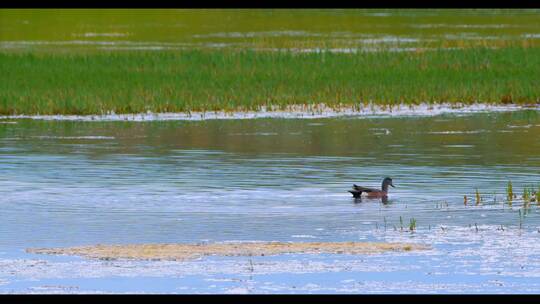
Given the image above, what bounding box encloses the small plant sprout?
[400,216,404,231]
[409,218,417,232]
[507,181,513,202]
[475,188,481,205]
[523,186,530,202]
[464,195,468,205]
[249,258,254,272]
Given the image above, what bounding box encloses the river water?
[1,110,540,293]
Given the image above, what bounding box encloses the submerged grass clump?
[1,47,540,115]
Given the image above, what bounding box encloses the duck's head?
[382,177,395,191]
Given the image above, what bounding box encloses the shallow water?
[2,9,540,52]
[1,110,540,293]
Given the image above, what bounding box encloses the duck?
[348,177,395,198]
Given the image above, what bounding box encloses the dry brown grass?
[27,241,428,261]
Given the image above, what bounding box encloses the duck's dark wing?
[349,184,378,198]
[348,189,362,198]
[352,184,377,193]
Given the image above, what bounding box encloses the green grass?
[1,47,540,115]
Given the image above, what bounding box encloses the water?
[2,9,540,52]
[1,110,540,293]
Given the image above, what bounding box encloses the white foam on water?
[228,132,278,136]
[31,136,115,140]
[443,145,475,148]
[73,32,131,37]
[358,36,422,44]
[427,130,489,134]
[412,24,521,29]
[364,13,392,17]
[507,124,534,129]
[522,33,540,38]
[193,31,322,39]
[1,103,536,122]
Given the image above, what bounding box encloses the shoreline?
[1,103,538,122]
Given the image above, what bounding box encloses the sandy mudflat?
[26,242,428,261]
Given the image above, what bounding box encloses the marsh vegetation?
[1,9,540,115]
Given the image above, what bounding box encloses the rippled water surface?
[1,110,540,293]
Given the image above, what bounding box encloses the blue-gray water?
[1,110,540,293]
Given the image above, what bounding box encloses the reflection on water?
[0,110,539,292]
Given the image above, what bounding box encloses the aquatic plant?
[400,216,404,232]
[507,181,513,202]
[475,188,481,205]
[464,195,468,205]
[409,218,417,232]
[523,186,530,202]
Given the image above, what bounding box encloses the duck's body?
[348,177,394,198]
